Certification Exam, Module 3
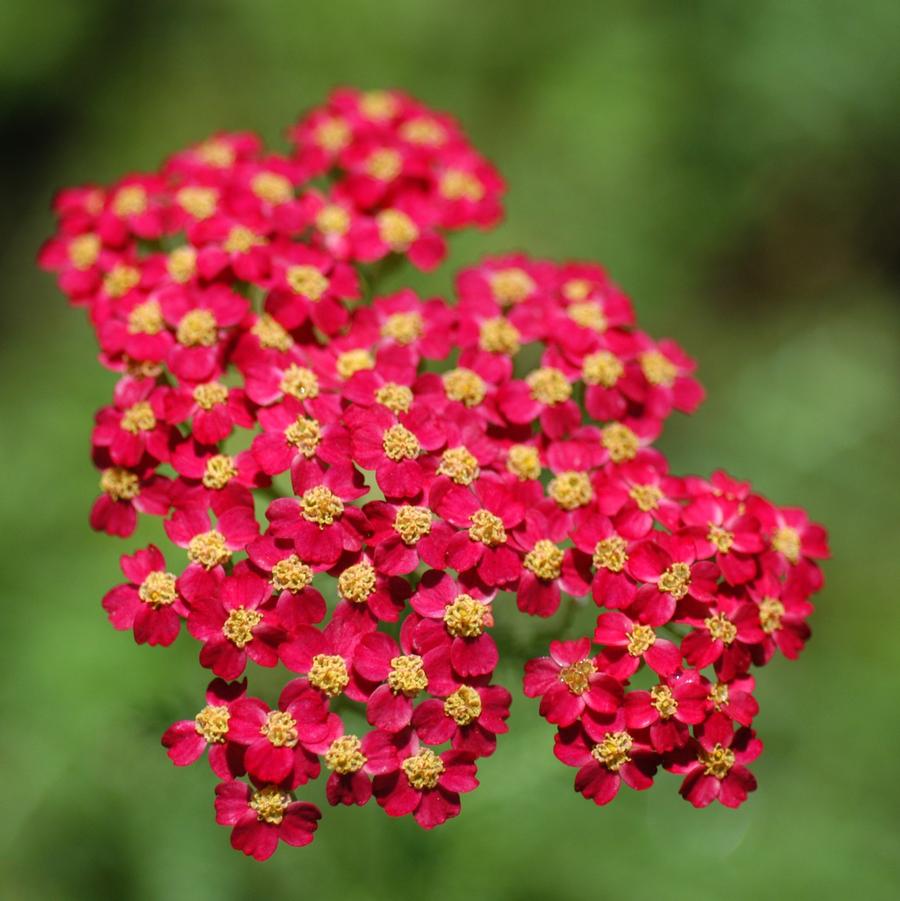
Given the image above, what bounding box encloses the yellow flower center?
[488,267,534,306]
[338,561,377,604]
[629,484,662,512]
[440,169,484,201]
[479,317,521,355]
[705,612,737,644]
[377,209,419,250]
[365,148,403,181]
[526,367,572,405]
[121,401,156,434]
[360,90,398,121]
[443,685,483,725]
[176,309,218,347]
[196,140,235,168]
[701,744,735,779]
[381,311,423,345]
[400,117,446,146]
[601,423,639,463]
[251,314,293,351]
[194,704,230,743]
[524,539,564,580]
[192,381,228,410]
[68,233,100,270]
[300,486,343,526]
[251,171,294,205]
[402,748,444,790]
[626,624,656,656]
[250,786,290,825]
[138,571,178,607]
[375,382,413,414]
[582,350,623,387]
[286,265,329,300]
[658,562,691,599]
[388,655,428,696]
[176,186,218,219]
[222,607,263,648]
[707,524,735,553]
[394,506,432,544]
[316,204,350,236]
[591,731,633,772]
[640,351,678,388]
[759,597,785,634]
[562,279,592,302]
[568,302,607,332]
[112,185,148,217]
[650,684,678,719]
[223,226,265,254]
[168,246,197,283]
[708,683,729,710]
[336,349,375,380]
[325,735,367,774]
[187,530,230,569]
[103,264,141,298]
[593,536,628,572]
[382,424,421,461]
[279,364,320,401]
[442,368,486,407]
[559,659,596,695]
[549,471,593,510]
[100,467,139,501]
[468,509,506,546]
[203,454,237,490]
[772,526,801,564]
[125,299,163,335]
[284,416,322,458]
[271,555,314,593]
[507,444,541,480]
[308,654,350,697]
[443,594,488,638]
[260,710,298,748]
[315,117,351,152]
[437,446,480,485]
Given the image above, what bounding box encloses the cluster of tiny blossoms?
[39,87,829,860]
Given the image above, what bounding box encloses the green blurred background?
[1,1,899,898]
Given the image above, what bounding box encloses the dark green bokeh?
[1,2,898,899]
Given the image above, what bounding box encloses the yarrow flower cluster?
[40,87,829,860]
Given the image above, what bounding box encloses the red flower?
[669,715,761,809]
[186,571,282,681]
[594,611,682,679]
[523,638,623,727]
[413,681,512,758]
[623,669,708,752]
[102,544,188,645]
[214,780,321,860]
[162,678,247,778]
[323,729,404,807]
[90,457,170,537]
[409,571,498,678]
[92,376,172,467]
[372,734,479,829]
[554,718,657,806]
[264,462,369,566]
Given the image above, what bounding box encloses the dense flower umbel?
[41,87,829,859]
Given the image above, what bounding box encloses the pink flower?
[186,571,282,681]
[372,734,479,829]
[554,717,657,806]
[162,678,247,777]
[102,544,188,645]
[214,780,320,860]
[523,638,623,727]
[594,611,682,679]
[323,728,404,807]
[409,571,498,677]
[669,715,761,809]
[623,669,708,752]
[92,376,172,467]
